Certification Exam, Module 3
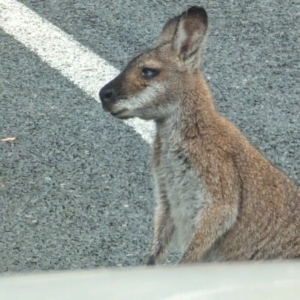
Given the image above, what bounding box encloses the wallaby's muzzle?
[99,83,117,113]
[99,73,131,119]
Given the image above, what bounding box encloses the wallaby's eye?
[141,68,159,79]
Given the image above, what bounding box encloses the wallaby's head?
[99,6,208,121]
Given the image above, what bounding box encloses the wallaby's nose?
[99,86,115,102]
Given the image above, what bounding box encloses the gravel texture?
[0,0,299,273]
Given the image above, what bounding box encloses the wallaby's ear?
[154,15,181,47]
[172,6,208,71]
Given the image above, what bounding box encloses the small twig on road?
[1,137,16,142]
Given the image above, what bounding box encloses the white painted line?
[0,0,155,144]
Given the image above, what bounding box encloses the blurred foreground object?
[1,261,300,300]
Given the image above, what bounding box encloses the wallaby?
[99,6,300,264]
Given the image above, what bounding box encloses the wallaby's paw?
[146,256,155,266]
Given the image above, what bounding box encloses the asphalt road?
[0,0,299,273]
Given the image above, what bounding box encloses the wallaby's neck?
[156,73,216,141]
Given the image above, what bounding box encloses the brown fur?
[178,73,299,262]
[99,6,300,264]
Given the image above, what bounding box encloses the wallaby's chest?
[154,137,208,251]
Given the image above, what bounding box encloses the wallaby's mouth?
[110,109,131,119]
[101,102,131,119]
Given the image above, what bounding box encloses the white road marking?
[0,0,155,144]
